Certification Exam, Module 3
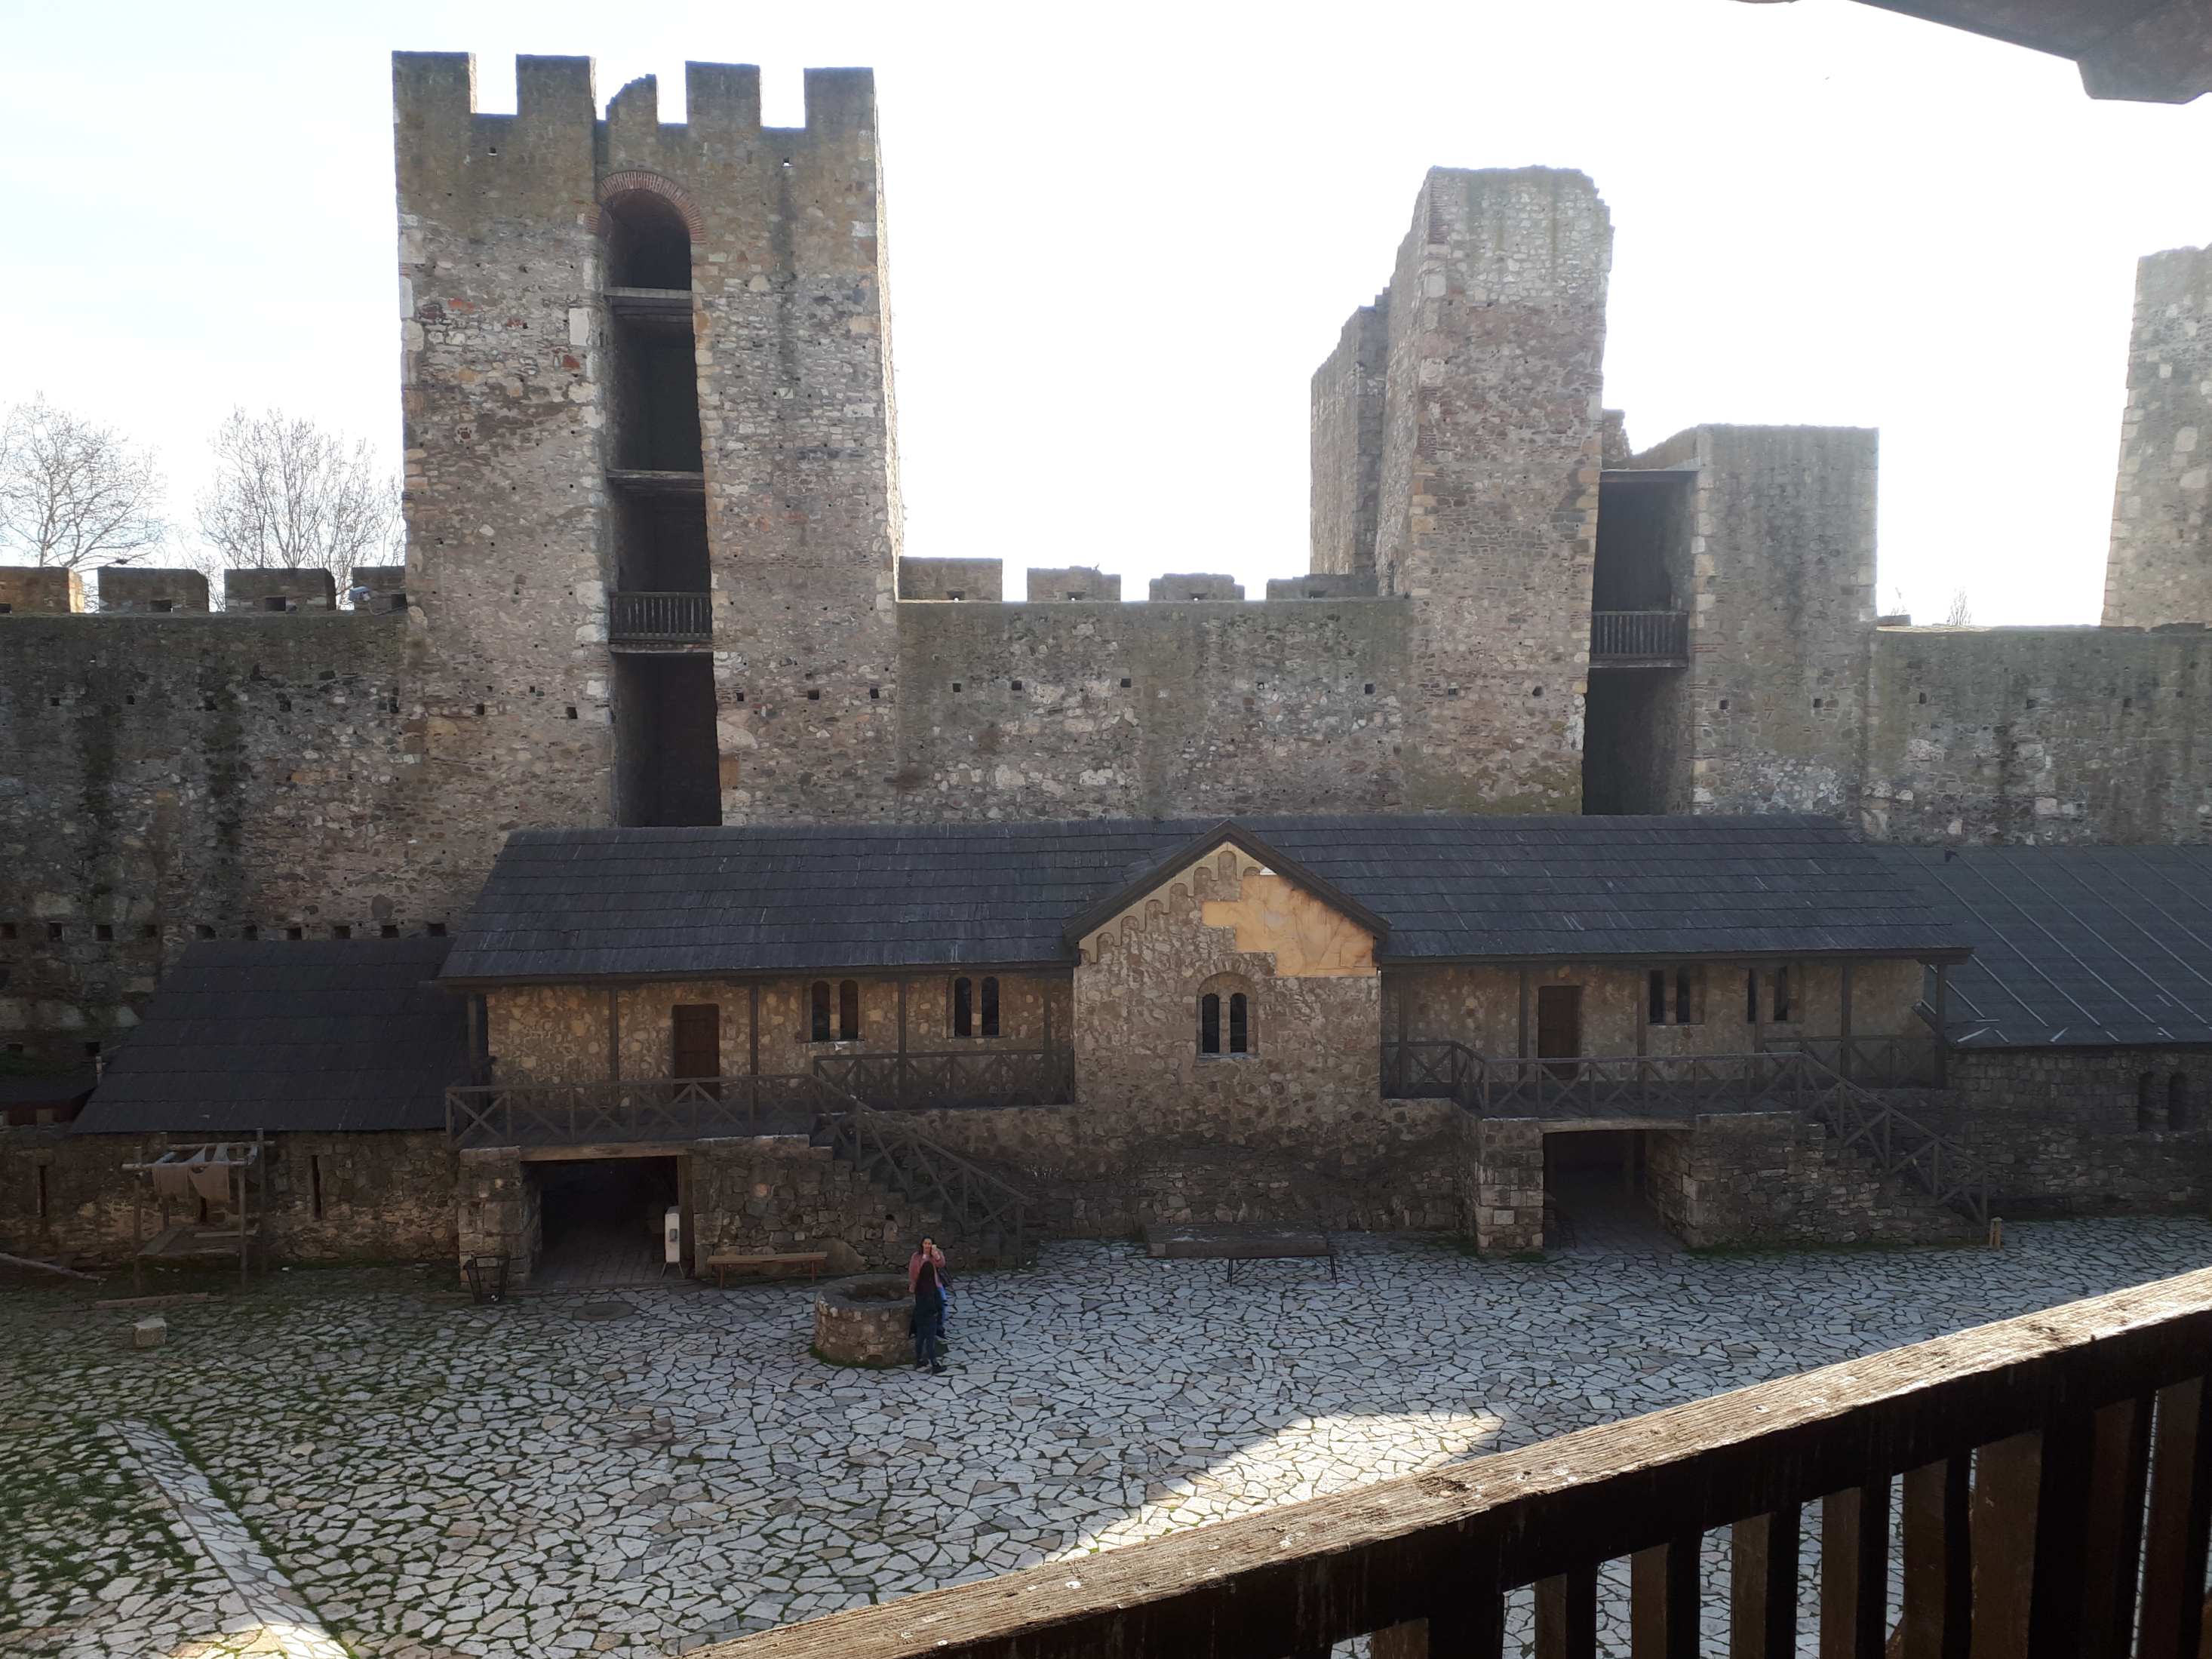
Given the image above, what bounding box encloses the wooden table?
[1140,1225,1338,1282]
[707,1250,829,1289]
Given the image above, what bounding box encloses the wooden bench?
[706,1250,829,1289]
[1141,1224,1337,1283]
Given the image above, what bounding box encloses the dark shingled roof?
[1876,846,2212,1050]
[440,815,1967,985]
[72,937,466,1135]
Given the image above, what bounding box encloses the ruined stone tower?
[2103,243,2211,630]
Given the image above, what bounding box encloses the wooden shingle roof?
[438,814,1967,985]
[74,937,466,1135]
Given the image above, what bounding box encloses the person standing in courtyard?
[909,1236,948,1375]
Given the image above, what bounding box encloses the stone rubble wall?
[0,616,422,1055]
[895,1098,1466,1240]
[1647,1113,1971,1248]
[1861,623,2212,844]
[486,974,1070,1085]
[1900,1050,2212,1213]
[0,1129,456,1264]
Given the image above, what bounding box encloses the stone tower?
[2103,243,2211,630]
[393,53,901,841]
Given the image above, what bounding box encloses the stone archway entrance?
[1541,1127,1682,1254]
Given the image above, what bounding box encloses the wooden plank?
[702,1270,2212,1659]
[1535,1564,1597,1659]
[1631,1537,1699,1657]
[1819,1482,1887,1659]
[2140,1377,2212,1659]
[1896,1459,1968,1659]
[1972,1430,2041,1659]
[2078,1396,2152,1659]
[1729,1507,1799,1659]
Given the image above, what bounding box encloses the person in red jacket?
[908,1237,948,1375]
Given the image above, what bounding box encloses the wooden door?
[1537,986,1582,1080]
[672,1003,720,1080]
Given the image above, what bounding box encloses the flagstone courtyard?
[6,1217,2211,1659]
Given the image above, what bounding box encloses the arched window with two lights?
[1197,975,1255,1058]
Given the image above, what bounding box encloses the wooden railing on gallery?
[706,1267,2212,1659]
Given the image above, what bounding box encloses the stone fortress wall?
[0,52,2207,1062]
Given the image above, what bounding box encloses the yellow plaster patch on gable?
[1203,872,1375,978]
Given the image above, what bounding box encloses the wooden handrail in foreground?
[707,1267,2212,1657]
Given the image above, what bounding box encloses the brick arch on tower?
[588,171,706,240]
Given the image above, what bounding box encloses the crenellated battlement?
[392,54,873,158]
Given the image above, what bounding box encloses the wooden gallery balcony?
[1590,609,1690,668]
[716,1267,2212,1659]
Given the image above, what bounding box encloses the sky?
[1,1,2205,624]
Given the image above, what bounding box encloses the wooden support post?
[235,1160,247,1290]
[1750,966,1762,1052]
[2079,1395,2153,1659]
[1839,963,1854,1082]
[1631,1535,1699,1657]
[748,983,760,1077]
[1934,962,1949,1089]
[2137,1378,2212,1659]
[466,993,482,1080]
[607,987,621,1083]
[1535,1563,1597,1658]
[1518,969,1530,1062]
[1428,1585,1506,1659]
[131,1139,144,1298]
[1820,1482,1888,1659]
[1730,1507,1799,1659]
[1896,1460,1968,1659]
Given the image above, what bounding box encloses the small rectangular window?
[46,923,62,942]
[1200,992,1221,1055]
[952,977,973,1039]
[1773,966,1791,1023]
[1228,991,1249,1054]
[95,925,113,942]
[810,981,832,1042]
[980,976,1000,1039]
[427,921,447,937]
[331,925,351,939]
[380,923,400,939]
[1675,969,1692,1026]
[0,923,14,940]
[838,980,860,1043]
[309,1154,324,1219]
[1648,969,1666,1025]
[285,926,303,940]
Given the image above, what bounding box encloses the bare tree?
[1943,590,1973,627]
[196,408,398,593]
[0,395,167,569]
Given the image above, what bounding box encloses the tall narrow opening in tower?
[1583,470,1694,815]
[603,188,719,825]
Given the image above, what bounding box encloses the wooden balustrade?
[1590,610,1690,664]
[608,590,713,645]
[707,1267,2212,1657]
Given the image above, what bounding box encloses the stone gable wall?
[1071,845,1380,1116]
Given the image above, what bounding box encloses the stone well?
[813,1276,913,1366]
